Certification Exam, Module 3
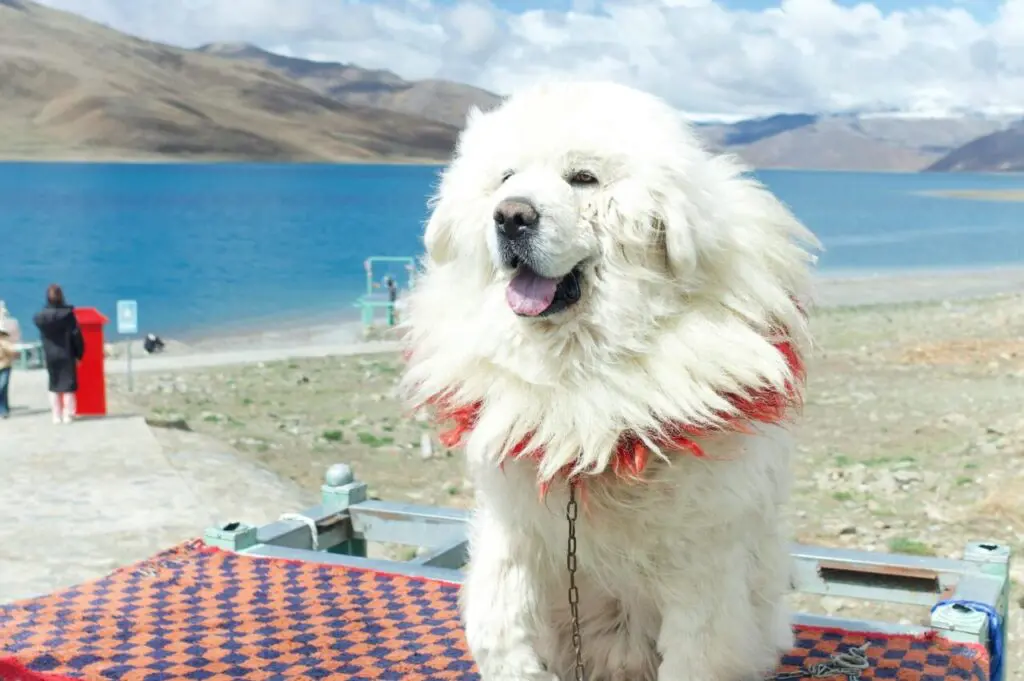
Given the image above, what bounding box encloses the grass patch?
[832,491,855,502]
[955,476,974,486]
[887,537,935,556]
[357,432,395,447]
[322,429,345,443]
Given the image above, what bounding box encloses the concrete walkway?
[109,339,400,375]
[0,339,392,603]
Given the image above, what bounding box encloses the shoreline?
[0,156,448,167]
[918,188,1024,202]
[105,265,1024,356]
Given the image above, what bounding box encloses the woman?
[33,284,85,424]
[0,328,15,419]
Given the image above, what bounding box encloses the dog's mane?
[400,85,819,483]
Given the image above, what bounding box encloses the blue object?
[931,599,1003,681]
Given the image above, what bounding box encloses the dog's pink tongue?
[507,269,559,316]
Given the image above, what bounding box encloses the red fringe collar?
[426,334,804,489]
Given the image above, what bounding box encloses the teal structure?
[354,256,416,332]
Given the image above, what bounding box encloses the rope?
[931,599,1003,681]
[278,513,319,551]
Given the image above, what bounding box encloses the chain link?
[566,481,585,681]
[773,643,870,681]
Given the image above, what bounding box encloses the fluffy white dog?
[401,81,819,681]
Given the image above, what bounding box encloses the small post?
[963,541,1010,681]
[126,340,133,392]
[204,521,259,551]
[321,463,368,557]
[115,299,138,392]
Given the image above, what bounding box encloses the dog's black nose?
[493,197,539,239]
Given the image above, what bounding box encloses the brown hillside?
[0,0,460,161]
[196,43,503,129]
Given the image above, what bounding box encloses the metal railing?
[204,462,1010,680]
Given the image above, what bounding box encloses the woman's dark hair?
[46,284,65,306]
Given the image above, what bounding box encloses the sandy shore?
[815,265,1024,307]
[96,266,1024,360]
[923,188,1024,202]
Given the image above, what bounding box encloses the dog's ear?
[465,105,483,127]
[658,153,820,298]
[649,174,717,281]
[423,195,457,265]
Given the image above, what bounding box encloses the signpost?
[116,300,138,392]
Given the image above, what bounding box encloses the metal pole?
[127,339,133,392]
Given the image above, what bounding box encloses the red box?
[73,307,109,417]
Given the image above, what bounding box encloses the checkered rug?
[0,541,990,681]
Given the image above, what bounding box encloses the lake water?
[3,162,1024,339]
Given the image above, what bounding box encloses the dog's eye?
[569,170,598,186]
[500,170,515,184]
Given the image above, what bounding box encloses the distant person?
[143,333,165,354]
[0,328,15,419]
[33,284,85,424]
[384,276,399,326]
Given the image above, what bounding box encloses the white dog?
[401,81,819,681]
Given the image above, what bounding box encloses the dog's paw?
[480,669,560,681]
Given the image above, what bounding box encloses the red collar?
[427,333,804,488]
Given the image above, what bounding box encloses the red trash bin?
[73,307,109,417]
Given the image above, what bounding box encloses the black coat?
[34,304,85,393]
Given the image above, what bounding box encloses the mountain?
[0,0,460,162]
[696,113,1014,172]
[196,43,503,129]
[924,124,1024,172]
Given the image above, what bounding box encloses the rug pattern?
[0,541,990,681]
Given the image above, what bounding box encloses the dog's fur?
[401,81,819,681]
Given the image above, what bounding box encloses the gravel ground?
[108,293,1024,675]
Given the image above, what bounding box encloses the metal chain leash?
[774,643,870,681]
[566,481,585,681]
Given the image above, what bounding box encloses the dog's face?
[420,81,816,359]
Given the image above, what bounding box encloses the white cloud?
[33,0,1024,117]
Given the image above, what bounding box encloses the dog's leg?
[461,507,559,681]
[653,538,786,681]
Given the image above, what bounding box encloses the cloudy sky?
[35,0,1024,118]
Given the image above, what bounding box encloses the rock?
[939,412,971,429]
[820,597,846,615]
[892,470,922,485]
[976,441,1000,456]
[838,525,857,536]
[420,433,434,460]
[145,416,191,431]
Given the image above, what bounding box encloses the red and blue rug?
[0,541,990,681]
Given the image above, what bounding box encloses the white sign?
[116,300,138,335]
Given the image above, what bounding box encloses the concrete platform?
[0,369,309,603]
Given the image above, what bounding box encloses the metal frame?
[13,341,44,370]
[205,463,1009,681]
[354,256,416,331]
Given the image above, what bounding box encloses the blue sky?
[35,0,1024,117]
